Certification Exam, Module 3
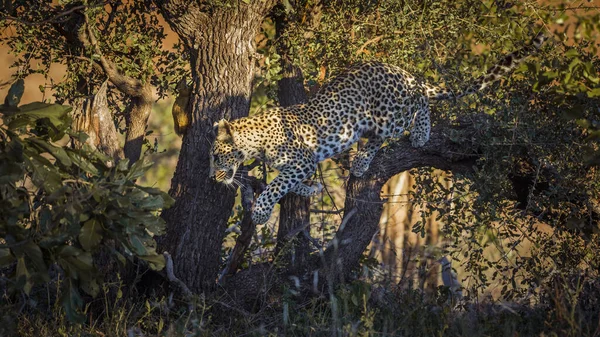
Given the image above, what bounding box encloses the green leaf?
[24,156,62,193]
[12,240,49,280]
[116,158,130,172]
[126,159,152,181]
[80,278,100,297]
[10,102,72,128]
[67,151,100,175]
[16,256,32,294]
[3,79,24,108]
[586,88,600,98]
[0,248,15,266]
[79,219,103,252]
[71,251,94,272]
[22,241,48,277]
[60,280,86,323]
[129,234,147,255]
[138,187,175,208]
[564,48,578,58]
[139,254,165,271]
[28,138,73,167]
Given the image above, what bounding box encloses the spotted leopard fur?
[210,34,546,224]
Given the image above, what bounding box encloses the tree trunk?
[273,5,313,271]
[155,0,276,292]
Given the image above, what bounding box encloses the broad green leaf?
[11,240,49,279]
[22,241,48,278]
[24,156,62,193]
[116,158,130,172]
[586,88,600,98]
[57,245,83,258]
[138,194,167,210]
[138,187,175,208]
[0,248,15,266]
[79,219,103,252]
[38,233,71,249]
[28,138,73,167]
[80,278,100,297]
[70,251,94,272]
[10,102,71,128]
[67,151,100,175]
[16,256,32,294]
[3,79,24,108]
[564,48,578,58]
[60,281,86,323]
[126,159,152,181]
[129,234,147,255]
[139,254,165,271]
[135,215,166,236]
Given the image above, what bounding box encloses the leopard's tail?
[424,33,546,101]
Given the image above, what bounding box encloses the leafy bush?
[0,81,173,322]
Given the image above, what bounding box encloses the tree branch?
[316,115,486,286]
[81,12,154,164]
[84,14,146,98]
[0,3,107,26]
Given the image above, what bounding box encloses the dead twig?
[163,251,193,299]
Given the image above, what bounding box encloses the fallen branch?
[163,251,193,299]
[219,174,265,281]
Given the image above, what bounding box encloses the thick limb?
[351,138,385,177]
[252,158,317,224]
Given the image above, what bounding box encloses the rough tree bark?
[71,80,124,162]
[154,0,277,292]
[273,4,313,271]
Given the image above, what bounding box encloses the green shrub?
[0,80,173,323]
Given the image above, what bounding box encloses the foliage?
[0,0,186,115]
[0,81,173,323]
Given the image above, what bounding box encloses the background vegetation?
[1,0,599,336]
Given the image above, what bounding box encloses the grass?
[3,271,599,337]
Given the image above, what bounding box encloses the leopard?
[210,33,546,224]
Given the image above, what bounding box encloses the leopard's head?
[210,119,244,185]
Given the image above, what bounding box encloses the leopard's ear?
[216,119,234,143]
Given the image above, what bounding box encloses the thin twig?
[310,208,345,214]
[1,3,108,26]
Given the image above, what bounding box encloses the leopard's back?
[296,61,429,161]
